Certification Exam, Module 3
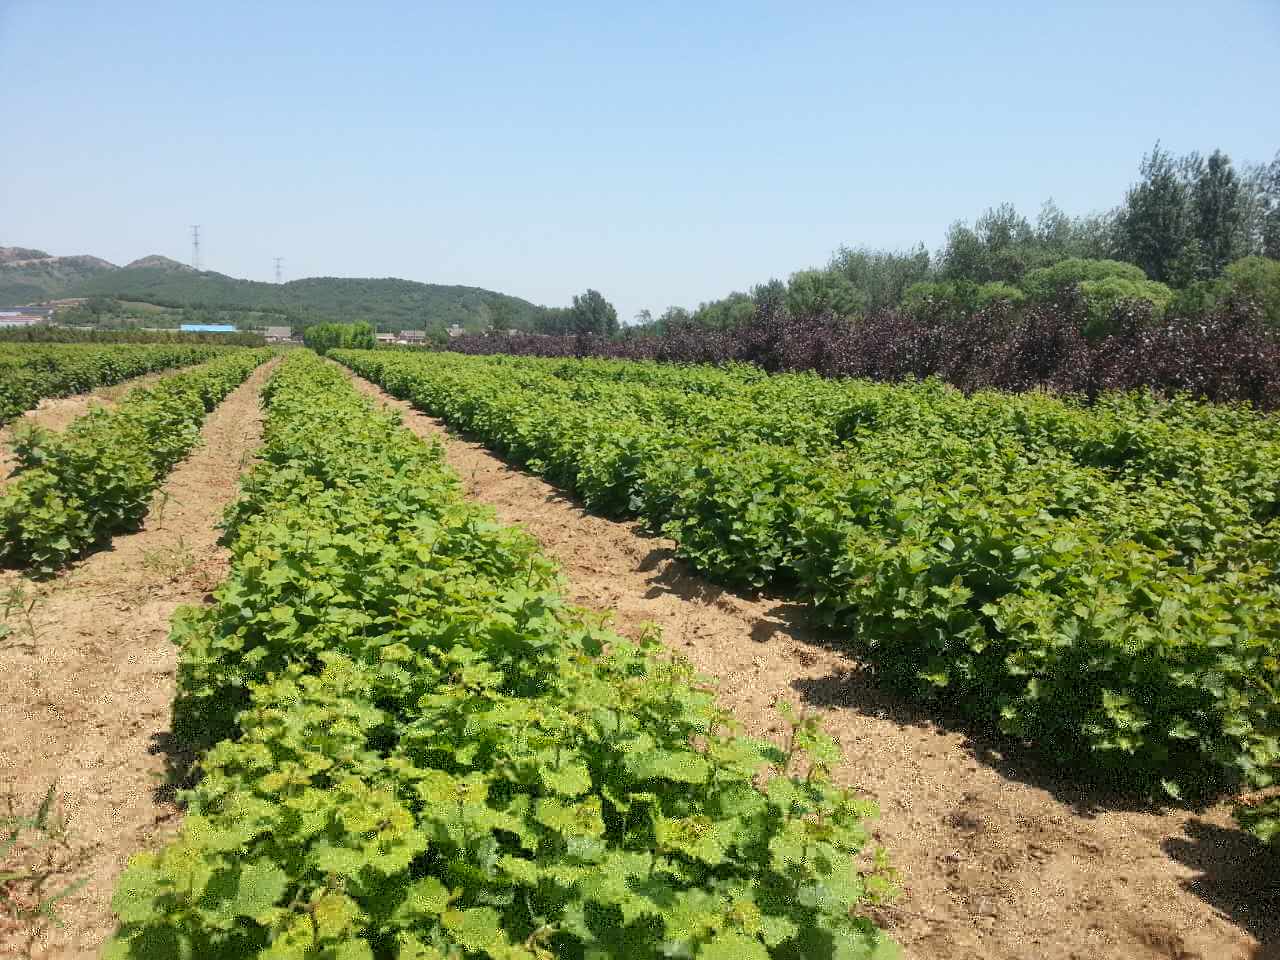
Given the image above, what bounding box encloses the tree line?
[618,143,1280,335]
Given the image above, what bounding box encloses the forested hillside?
[0,250,550,333]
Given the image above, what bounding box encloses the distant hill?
[0,246,550,332]
[0,248,118,303]
[0,246,54,264]
[123,255,195,271]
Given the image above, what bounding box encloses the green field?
[333,349,1280,835]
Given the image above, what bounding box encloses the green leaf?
[540,760,593,797]
[111,860,166,924]
[626,750,711,784]
[441,907,508,955]
[698,933,770,960]
[393,877,451,920]
[230,861,289,918]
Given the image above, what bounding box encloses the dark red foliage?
[445,297,1280,408]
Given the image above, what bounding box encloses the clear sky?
[2,1,1276,322]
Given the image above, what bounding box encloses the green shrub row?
[302,321,376,355]
[105,352,898,960]
[0,350,271,573]
[332,350,1280,826]
[0,342,228,425]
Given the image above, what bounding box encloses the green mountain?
[0,247,549,332]
[0,248,118,304]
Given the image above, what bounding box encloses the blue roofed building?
[179,323,238,334]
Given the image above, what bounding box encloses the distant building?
[375,332,397,344]
[446,324,465,338]
[264,326,293,342]
[0,307,53,327]
[180,323,239,334]
[400,330,427,343]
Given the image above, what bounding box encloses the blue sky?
[2,1,1276,322]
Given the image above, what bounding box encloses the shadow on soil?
[1162,820,1280,953]
[640,535,1280,951]
[625,532,1163,816]
[148,730,199,809]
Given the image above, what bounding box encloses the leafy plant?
[0,343,229,426]
[105,353,898,959]
[333,348,1280,834]
[431,296,1280,409]
[0,583,42,650]
[0,350,271,574]
[301,322,376,355]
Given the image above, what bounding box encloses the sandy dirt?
[0,371,173,484]
[0,361,274,958]
[346,371,1279,960]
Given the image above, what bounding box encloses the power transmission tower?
[273,257,284,283]
[190,225,201,270]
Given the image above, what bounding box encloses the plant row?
[0,349,271,574]
[0,342,230,425]
[395,353,1280,521]
[105,352,898,960]
[302,321,376,354]
[0,326,269,346]
[333,349,1280,833]
[442,296,1280,409]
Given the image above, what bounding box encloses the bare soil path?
[346,370,1278,960]
[0,370,174,484]
[0,361,274,958]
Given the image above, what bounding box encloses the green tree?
[1222,256,1280,326]
[1021,258,1173,336]
[486,299,515,334]
[568,289,619,336]
[1070,211,1120,260]
[1189,150,1244,278]
[1176,256,1280,327]
[751,279,786,313]
[1076,276,1174,335]
[828,245,932,312]
[902,280,1024,321]
[784,269,864,317]
[1035,200,1116,261]
[1020,258,1150,299]
[533,306,572,335]
[658,306,692,329]
[938,203,1057,284]
[301,321,375,354]
[1116,143,1193,284]
[1262,152,1280,260]
[690,292,755,329]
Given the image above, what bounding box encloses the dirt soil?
[0,361,274,958]
[346,371,1279,960]
[0,371,173,484]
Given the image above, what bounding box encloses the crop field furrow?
[0,343,235,426]
[333,349,1280,846]
[0,359,276,959]
[0,349,272,574]
[103,352,900,959]
[0,369,189,485]
[342,364,1273,960]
